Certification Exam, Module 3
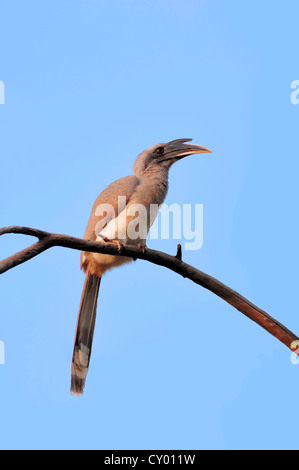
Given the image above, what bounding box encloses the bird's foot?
[102,237,126,254]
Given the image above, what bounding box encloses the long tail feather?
[71,273,101,396]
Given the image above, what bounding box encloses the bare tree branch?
[1,225,298,356]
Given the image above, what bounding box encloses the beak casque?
[165,138,212,160]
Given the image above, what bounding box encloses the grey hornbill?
[71,138,211,396]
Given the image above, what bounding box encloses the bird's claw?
[102,237,126,254]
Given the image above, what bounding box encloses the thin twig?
[176,244,182,261]
[1,225,298,356]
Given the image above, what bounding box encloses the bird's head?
[133,138,212,177]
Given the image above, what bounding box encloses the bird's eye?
[155,147,164,155]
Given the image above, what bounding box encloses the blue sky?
[0,0,299,450]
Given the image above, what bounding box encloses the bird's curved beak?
[162,139,212,162]
[174,143,212,158]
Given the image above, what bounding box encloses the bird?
[70,138,211,396]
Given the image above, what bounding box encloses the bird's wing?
[81,175,140,263]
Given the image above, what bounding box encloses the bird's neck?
[137,165,169,206]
